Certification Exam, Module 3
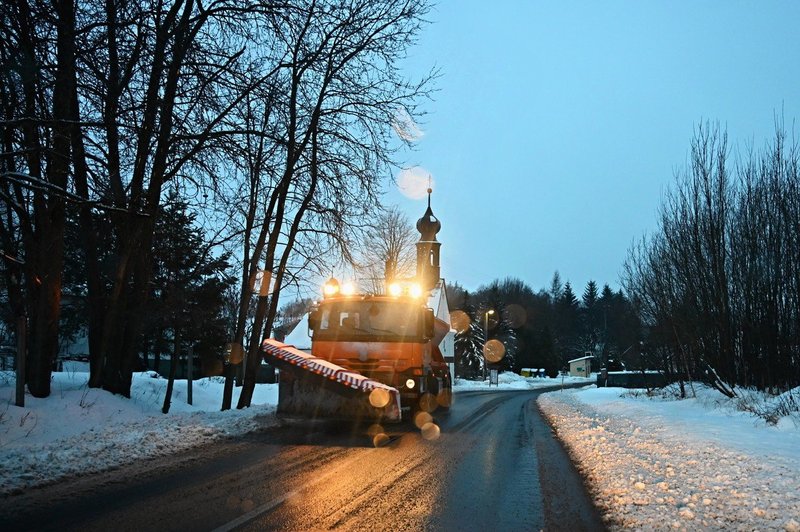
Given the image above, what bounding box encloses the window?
[313,300,422,341]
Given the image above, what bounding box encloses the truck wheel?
[436,386,452,411]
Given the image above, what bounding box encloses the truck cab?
[308,281,451,412]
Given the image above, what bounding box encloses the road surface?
[0,387,604,531]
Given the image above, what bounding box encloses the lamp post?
[483,309,494,382]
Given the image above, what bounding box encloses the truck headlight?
[409,283,423,298]
[405,378,416,389]
[323,278,340,297]
[388,282,402,297]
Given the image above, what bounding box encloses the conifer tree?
[144,191,234,386]
[483,289,518,372]
[550,271,563,302]
[454,293,485,379]
[579,280,601,354]
[554,281,580,366]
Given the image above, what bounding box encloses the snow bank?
[453,372,594,391]
[0,371,279,495]
[538,386,800,531]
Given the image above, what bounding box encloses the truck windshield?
[314,300,421,341]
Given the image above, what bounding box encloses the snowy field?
[538,385,800,531]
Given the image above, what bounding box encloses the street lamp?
[483,309,494,382]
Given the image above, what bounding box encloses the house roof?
[282,316,312,351]
[568,355,594,363]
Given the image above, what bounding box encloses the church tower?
[416,188,441,291]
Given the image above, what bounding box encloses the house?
[281,317,313,352]
[568,355,594,377]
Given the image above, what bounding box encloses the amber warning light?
[387,281,424,299]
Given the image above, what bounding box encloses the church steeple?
[416,187,441,290]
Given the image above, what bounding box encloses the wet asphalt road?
[0,387,604,531]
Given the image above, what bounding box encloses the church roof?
[416,188,441,241]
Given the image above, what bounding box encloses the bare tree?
[235,0,435,408]
[0,0,80,397]
[356,205,417,292]
[1,0,434,406]
[2,0,283,397]
[624,120,800,394]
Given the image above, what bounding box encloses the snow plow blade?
[261,339,402,423]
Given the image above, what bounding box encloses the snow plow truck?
[261,278,453,423]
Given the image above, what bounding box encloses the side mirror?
[424,309,435,339]
[308,310,320,331]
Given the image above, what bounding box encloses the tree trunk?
[27,0,75,397]
[162,330,180,414]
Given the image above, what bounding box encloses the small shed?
[568,355,594,377]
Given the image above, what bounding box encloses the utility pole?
[187,345,193,405]
[483,309,494,382]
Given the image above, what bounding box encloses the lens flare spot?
[369,388,390,408]
[418,392,438,413]
[437,388,452,408]
[373,432,391,447]
[255,270,273,296]
[414,411,433,429]
[484,339,506,363]
[366,423,384,438]
[398,166,434,200]
[450,310,470,334]
[507,304,527,328]
[420,422,441,441]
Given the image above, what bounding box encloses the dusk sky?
[387,1,800,295]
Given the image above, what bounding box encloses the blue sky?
[387,1,800,295]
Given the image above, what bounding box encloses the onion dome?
[416,188,441,241]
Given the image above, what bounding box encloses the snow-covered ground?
[0,368,582,496]
[0,368,280,496]
[538,385,800,531]
[5,367,798,532]
[454,371,593,391]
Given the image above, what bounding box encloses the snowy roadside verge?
[537,386,800,531]
[0,371,280,496]
[454,372,594,391]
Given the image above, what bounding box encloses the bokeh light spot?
[414,411,433,429]
[369,388,390,408]
[420,422,441,441]
[484,339,506,363]
[418,392,438,413]
[450,310,469,334]
[397,166,434,200]
[507,304,527,328]
[366,423,384,438]
[373,432,391,447]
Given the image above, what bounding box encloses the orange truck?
[266,278,452,422]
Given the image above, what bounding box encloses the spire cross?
[427,175,432,208]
